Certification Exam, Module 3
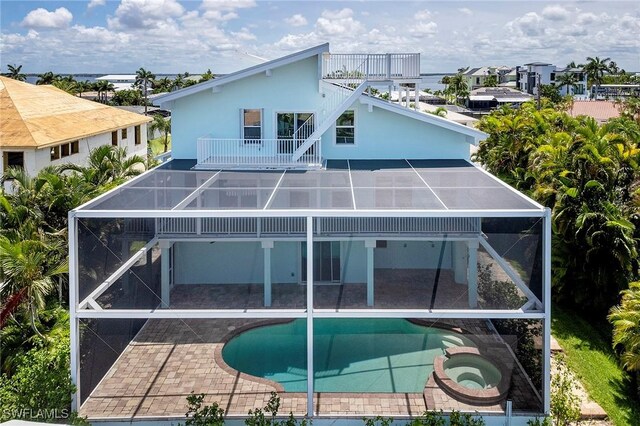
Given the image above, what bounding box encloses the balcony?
[196,137,322,169]
[322,53,421,82]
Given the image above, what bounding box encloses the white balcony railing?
[322,53,421,81]
[196,137,322,169]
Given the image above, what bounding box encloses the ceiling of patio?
[79,159,543,212]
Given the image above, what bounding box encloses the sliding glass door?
[276,112,314,154]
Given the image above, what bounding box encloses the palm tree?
[171,74,185,91]
[609,281,640,373]
[152,77,172,94]
[584,56,610,99]
[61,145,146,187]
[608,60,620,75]
[52,80,77,95]
[135,67,155,115]
[446,73,469,105]
[555,72,579,96]
[0,237,67,338]
[199,69,214,82]
[149,115,171,153]
[4,64,26,81]
[483,74,498,87]
[94,80,114,103]
[35,71,59,85]
[76,80,92,98]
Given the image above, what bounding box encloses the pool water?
[443,354,502,390]
[221,318,476,393]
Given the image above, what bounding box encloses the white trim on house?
[155,43,330,105]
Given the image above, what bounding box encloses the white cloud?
[415,9,432,21]
[457,8,473,16]
[285,14,308,27]
[576,12,598,25]
[410,21,438,37]
[542,5,570,21]
[200,0,256,21]
[108,0,185,30]
[316,8,364,36]
[505,12,544,37]
[21,7,72,29]
[87,0,106,10]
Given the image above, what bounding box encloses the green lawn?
[148,135,171,156]
[552,304,640,426]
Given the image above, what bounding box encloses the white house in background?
[516,63,588,98]
[95,74,137,91]
[70,43,551,425]
[0,76,151,177]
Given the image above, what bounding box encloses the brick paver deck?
[80,268,542,420]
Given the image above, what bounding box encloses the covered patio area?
[70,159,551,423]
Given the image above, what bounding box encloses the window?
[3,152,24,170]
[122,128,128,139]
[242,109,262,143]
[550,73,556,81]
[50,146,60,161]
[61,143,70,157]
[71,140,79,154]
[112,131,118,146]
[336,110,355,144]
[134,126,141,145]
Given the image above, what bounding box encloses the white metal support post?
[159,240,172,308]
[262,240,274,307]
[68,213,80,410]
[306,217,314,417]
[543,208,552,413]
[365,239,376,306]
[467,240,479,308]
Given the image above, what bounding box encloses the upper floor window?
[112,131,118,146]
[50,145,60,161]
[336,111,355,144]
[122,128,128,139]
[242,109,262,143]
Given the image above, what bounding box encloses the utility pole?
[536,73,541,110]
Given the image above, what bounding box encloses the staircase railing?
[290,59,369,162]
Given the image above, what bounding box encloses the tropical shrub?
[473,102,640,315]
[609,281,640,398]
[550,355,581,426]
[184,392,225,426]
[0,336,75,422]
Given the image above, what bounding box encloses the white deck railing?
[196,137,322,169]
[322,53,421,81]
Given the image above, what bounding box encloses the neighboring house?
[466,87,533,112]
[516,63,588,98]
[70,44,551,424]
[0,76,151,177]
[591,84,640,99]
[461,66,513,90]
[95,74,137,91]
[569,100,621,123]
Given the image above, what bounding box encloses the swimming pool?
[221,318,476,393]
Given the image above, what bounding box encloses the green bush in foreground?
[0,336,75,422]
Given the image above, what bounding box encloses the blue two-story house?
[70,44,551,426]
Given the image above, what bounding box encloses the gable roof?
[0,76,151,149]
[358,94,487,144]
[155,43,330,105]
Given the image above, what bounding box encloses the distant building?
[466,87,533,112]
[462,66,514,90]
[569,100,621,123]
[590,84,640,100]
[516,63,587,99]
[95,74,137,91]
[0,76,151,177]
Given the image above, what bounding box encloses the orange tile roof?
[0,76,151,149]
[569,100,620,122]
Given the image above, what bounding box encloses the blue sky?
[1,1,638,74]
